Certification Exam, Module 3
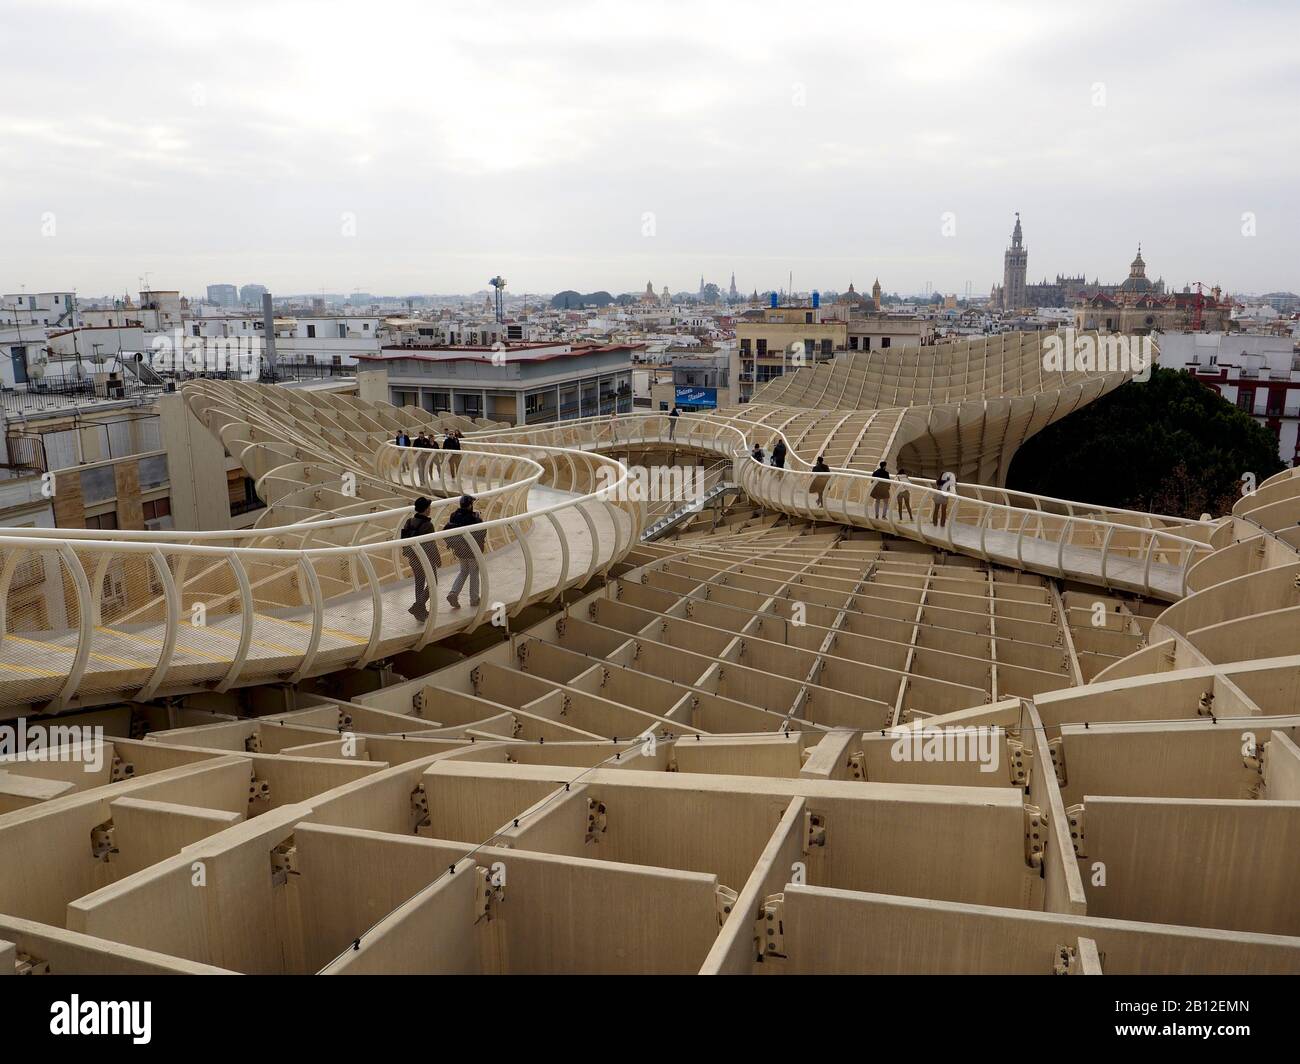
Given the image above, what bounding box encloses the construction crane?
[1187,281,1220,331]
[488,276,507,324]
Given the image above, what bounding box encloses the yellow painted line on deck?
[192,620,302,657]
[96,626,230,664]
[0,658,61,677]
[6,632,154,670]
[262,614,370,645]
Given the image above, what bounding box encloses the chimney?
[261,293,277,375]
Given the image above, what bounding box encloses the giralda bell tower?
[1002,212,1028,311]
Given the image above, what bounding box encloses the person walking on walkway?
[413,431,434,449]
[895,467,914,522]
[810,455,831,508]
[870,460,892,520]
[442,429,462,483]
[668,406,680,439]
[750,442,765,465]
[395,430,411,447]
[400,497,439,622]
[444,494,485,610]
[770,438,787,469]
[934,471,954,527]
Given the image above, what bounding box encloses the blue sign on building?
[675,386,717,409]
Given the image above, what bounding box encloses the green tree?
[1007,367,1285,518]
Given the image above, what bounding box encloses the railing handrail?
[0,443,545,545]
[0,440,637,559]
[483,412,1213,553]
[475,410,1208,530]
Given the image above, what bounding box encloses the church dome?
[1120,245,1153,294]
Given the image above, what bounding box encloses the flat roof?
[364,342,643,365]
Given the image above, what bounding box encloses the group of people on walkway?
[395,428,463,478]
[863,462,956,525]
[404,435,960,623]
[395,429,464,452]
[401,494,486,622]
[748,442,955,527]
[749,438,790,469]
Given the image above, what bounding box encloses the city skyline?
[3,0,1298,296]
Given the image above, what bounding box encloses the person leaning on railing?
[933,471,954,527]
[444,494,485,610]
[895,468,914,522]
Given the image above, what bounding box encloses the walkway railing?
[0,401,1218,712]
[474,412,1216,600]
[0,441,642,711]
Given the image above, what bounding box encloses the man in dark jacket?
[870,460,892,520]
[401,497,439,622]
[442,430,462,482]
[444,494,485,609]
[770,438,787,469]
[810,455,831,507]
[668,406,680,439]
[413,432,434,449]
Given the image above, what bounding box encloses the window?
[306,325,316,338]
[740,338,751,355]
[1237,388,1255,412]
[229,474,264,516]
[881,337,891,348]
[849,336,859,350]
[338,324,347,338]
[821,339,832,356]
[756,339,767,357]
[85,511,119,530]
[805,312,813,323]
[143,498,171,521]
[1266,389,1285,417]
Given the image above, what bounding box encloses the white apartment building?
[2,292,77,328]
[1164,331,1300,465]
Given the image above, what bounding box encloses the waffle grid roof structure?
[732,331,1132,482]
[0,334,1297,975]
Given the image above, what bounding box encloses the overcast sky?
[2,0,1297,299]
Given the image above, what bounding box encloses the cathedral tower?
[1002,213,1028,311]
